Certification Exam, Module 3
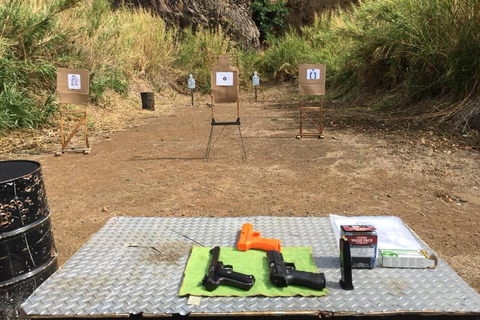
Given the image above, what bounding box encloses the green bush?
[174,26,234,93]
[0,0,78,130]
[89,67,129,104]
[274,0,480,123]
[0,83,55,130]
[256,31,315,81]
[2,0,480,131]
[326,0,480,112]
[251,0,289,41]
[237,48,260,87]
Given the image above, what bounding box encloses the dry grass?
[65,3,177,74]
[0,78,176,158]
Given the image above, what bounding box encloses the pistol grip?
[237,223,281,252]
[251,238,281,252]
[216,269,255,290]
[286,269,326,290]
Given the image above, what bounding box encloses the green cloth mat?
[178,246,328,297]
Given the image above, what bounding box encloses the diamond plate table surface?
[22,216,480,318]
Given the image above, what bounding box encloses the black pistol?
[202,246,255,291]
[267,250,325,290]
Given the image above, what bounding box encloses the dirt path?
[15,90,480,292]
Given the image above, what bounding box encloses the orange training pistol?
[237,223,281,252]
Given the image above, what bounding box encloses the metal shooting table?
[22,217,480,318]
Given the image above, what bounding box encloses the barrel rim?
[0,160,41,184]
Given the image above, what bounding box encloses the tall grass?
[58,0,179,101]
[0,0,237,130]
[0,0,77,130]
[67,1,235,96]
[174,26,234,92]
[306,0,480,122]
[336,1,480,95]
[256,31,315,82]
[1,0,479,131]
[256,0,480,125]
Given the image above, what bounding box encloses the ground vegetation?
[0,0,479,134]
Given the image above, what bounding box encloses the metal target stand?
[204,56,247,161]
[204,115,247,162]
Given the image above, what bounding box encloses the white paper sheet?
[216,72,234,86]
[330,214,421,250]
[306,68,320,80]
[68,74,81,90]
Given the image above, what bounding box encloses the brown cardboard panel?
[218,56,230,68]
[56,68,89,104]
[299,83,326,96]
[210,60,239,104]
[298,64,326,96]
[56,91,89,105]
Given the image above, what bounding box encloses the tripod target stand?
[204,55,247,161]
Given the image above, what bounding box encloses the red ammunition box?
[340,225,378,269]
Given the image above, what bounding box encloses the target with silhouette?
[297,64,326,138]
[56,67,91,154]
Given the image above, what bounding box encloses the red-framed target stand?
[297,64,326,139]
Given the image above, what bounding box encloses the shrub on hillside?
[0,0,78,130]
[251,0,289,41]
[317,0,480,123]
[256,31,315,82]
[259,0,480,125]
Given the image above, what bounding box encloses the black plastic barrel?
[141,92,155,111]
[0,160,58,320]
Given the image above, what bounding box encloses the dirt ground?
[2,86,479,293]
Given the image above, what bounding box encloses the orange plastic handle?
[237,223,281,252]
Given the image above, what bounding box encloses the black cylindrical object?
[141,92,155,111]
[0,160,58,320]
[339,236,354,290]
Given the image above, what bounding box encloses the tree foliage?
[251,0,289,41]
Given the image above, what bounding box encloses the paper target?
[68,74,81,90]
[306,69,321,80]
[216,72,234,86]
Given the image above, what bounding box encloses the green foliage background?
[0,0,479,132]
[251,0,289,41]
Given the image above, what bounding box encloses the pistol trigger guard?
[223,265,233,270]
[285,262,296,269]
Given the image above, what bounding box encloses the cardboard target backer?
[56,67,89,104]
[298,64,326,96]
[210,56,239,103]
